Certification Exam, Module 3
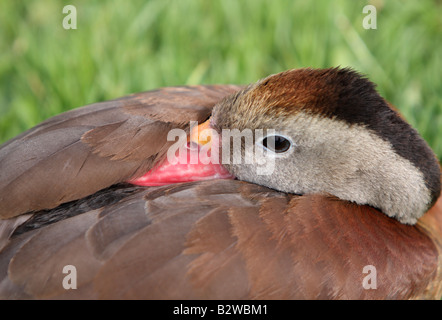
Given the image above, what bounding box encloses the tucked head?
[210,67,441,224]
[131,67,441,225]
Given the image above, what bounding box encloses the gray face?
[215,108,432,225]
[211,68,440,225]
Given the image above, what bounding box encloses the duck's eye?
[262,135,292,153]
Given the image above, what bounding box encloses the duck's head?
[132,67,441,225]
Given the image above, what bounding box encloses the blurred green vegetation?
[0,0,441,159]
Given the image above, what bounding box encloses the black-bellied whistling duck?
[0,68,441,299]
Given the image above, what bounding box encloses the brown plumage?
[0,85,240,219]
[0,68,441,299]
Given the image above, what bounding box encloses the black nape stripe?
[323,68,441,206]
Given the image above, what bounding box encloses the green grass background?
[0,0,441,159]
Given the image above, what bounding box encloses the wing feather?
[0,180,439,299]
[0,85,241,218]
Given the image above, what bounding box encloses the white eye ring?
[256,133,295,156]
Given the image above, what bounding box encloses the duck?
[0,67,440,299]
